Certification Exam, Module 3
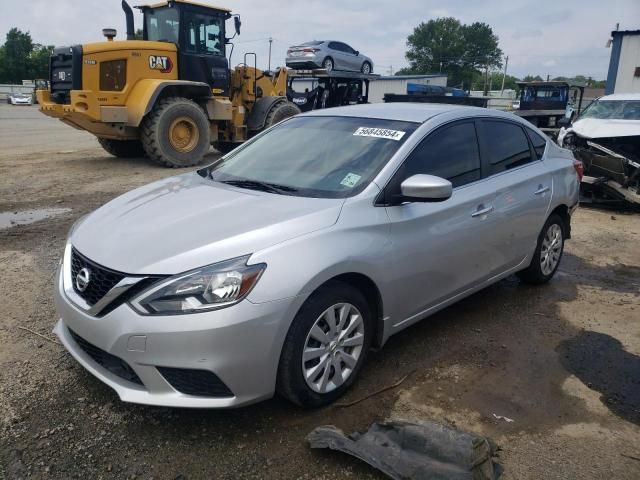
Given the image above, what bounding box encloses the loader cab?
[139,0,237,95]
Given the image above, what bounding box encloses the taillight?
[302,48,319,53]
[287,49,292,55]
[573,158,584,182]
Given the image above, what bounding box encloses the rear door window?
[478,120,535,175]
[526,128,547,159]
[399,121,481,188]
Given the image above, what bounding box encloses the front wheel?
[517,214,566,284]
[141,97,210,168]
[277,281,372,407]
[361,62,372,74]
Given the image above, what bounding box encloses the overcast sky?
[1,0,638,80]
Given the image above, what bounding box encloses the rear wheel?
[213,142,239,154]
[517,213,566,284]
[277,281,372,407]
[322,57,334,72]
[141,97,210,168]
[97,138,145,158]
[263,100,301,129]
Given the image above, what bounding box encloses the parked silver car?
[286,40,374,73]
[54,104,580,408]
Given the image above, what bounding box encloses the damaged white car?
[558,93,640,207]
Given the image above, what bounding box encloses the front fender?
[126,79,211,126]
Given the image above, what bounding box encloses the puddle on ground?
[0,208,72,229]
[558,330,640,425]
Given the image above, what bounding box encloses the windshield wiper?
[219,179,299,195]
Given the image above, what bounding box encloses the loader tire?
[97,138,145,158]
[263,101,301,129]
[141,97,210,168]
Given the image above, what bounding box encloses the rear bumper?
[54,264,305,408]
[286,58,322,69]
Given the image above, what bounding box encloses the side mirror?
[234,16,241,36]
[355,51,360,56]
[400,174,452,202]
[557,117,571,128]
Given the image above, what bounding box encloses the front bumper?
[54,264,304,408]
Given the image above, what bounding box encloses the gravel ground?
[1,104,639,479]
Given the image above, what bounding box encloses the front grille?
[157,367,233,398]
[69,329,143,386]
[71,248,126,306]
[50,45,82,104]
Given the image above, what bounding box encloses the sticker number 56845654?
[353,127,406,141]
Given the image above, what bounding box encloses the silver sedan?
[54,104,580,408]
[286,40,374,73]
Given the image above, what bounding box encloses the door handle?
[534,185,550,195]
[471,205,494,218]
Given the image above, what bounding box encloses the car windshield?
[579,100,640,120]
[206,116,418,198]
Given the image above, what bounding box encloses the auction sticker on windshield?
[340,173,362,187]
[353,127,406,141]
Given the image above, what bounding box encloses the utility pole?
[268,37,273,71]
[483,65,489,96]
[500,55,509,95]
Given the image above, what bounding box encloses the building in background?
[606,29,640,94]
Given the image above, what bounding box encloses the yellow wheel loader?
[37,0,301,167]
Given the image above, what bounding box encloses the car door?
[383,121,504,328]
[340,43,360,70]
[327,42,345,70]
[475,120,553,268]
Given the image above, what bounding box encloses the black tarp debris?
[307,419,502,480]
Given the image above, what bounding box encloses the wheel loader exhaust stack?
[37,0,300,167]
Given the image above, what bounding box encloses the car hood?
[568,117,640,139]
[71,172,344,274]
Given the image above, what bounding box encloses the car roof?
[596,93,640,101]
[299,103,525,124]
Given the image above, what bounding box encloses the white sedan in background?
[7,93,33,105]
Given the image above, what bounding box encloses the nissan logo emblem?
[75,268,91,292]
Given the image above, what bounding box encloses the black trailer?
[383,93,488,108]
[286,69,379,111]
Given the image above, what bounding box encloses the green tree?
[401,17,502,88]
[2,28,34,83]
[28,44,54,79]
[522,74,543,82]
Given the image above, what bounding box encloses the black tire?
[277,281,373,408]
[263,101,301,129]
[213,142,239,154]
[97,137,145,158]
[361,62,372,74]
[141,96,210,168]
[322,57,334,72]
[517,213,566,284]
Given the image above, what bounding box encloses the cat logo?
[148,55,173,73]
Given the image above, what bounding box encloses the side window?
[402,122,481,188]
[183,12,223,55]
[328,42,340,51]
[343,43,356,54]
[526,128,547,159]
[480,120,535,175]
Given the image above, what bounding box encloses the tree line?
[396,17,606,91]
[0,28,53,84]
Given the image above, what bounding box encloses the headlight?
[130,256,266,315]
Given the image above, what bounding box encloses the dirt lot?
[1,103,639,479]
